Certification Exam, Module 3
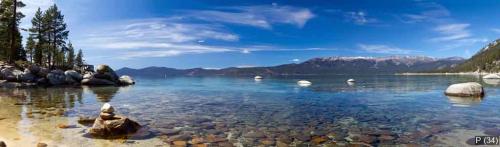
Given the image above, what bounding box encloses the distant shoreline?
[396,72,495,76]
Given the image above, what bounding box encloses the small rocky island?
[0,62,135,88]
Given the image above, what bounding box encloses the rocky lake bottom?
[0,75,499,147]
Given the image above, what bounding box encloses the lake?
[0,75,499,146]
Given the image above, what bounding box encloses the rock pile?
[0,62,135,87]
[82,64,134,86]
[88,103,141,138]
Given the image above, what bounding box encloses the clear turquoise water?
[1,75,499,146]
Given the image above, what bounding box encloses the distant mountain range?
[443,39,500,73]
[116,56,465,77]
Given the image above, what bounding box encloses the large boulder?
[81,78,116,85]
[88,103,141,137]
[65,70,83,82]
[119,75,135,85]
[37,67,50,78]
[95,64,119,83]
[20,69,36,82]
[445,82,484,97]
[1,68,21,82]
[47,70,67,85]
[96,64,113,74]
[483,74,500,79]
[83,73,93,79]
[26,65,41,75]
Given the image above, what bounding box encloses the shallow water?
[0,75,499,146]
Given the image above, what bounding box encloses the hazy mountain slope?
[116,56,464,77]
[445,39,500,72]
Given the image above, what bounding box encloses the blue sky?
[18,0,500,69]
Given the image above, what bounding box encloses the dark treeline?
[0,0,85,70]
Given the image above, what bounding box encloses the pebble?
[295,134,311,142]
[167,134,192,142]
[173,141,187,146]
[191,137,206,144]
[161,129,180,136]
[100,103,114,113]
[312,136,328,144]
[57,123,76,129]
[37,143,47,147]
[206,134,227,143]
[193,144,208,147]
[77,116,96,125]
[276,141,288,147]
[244,131,266,138]
[100,112,115,120]
[260,139,275,146]
[217,142,234,147]
[484,128,500,136]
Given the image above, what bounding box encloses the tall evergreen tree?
[0,0,25,63]
[75,49,83,67]
[29,8,45,65]
[43,4,69,68]
[25,35,35,62]
[66,41,75,68]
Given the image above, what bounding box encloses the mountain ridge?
[116,55,465,77]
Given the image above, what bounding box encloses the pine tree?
[25,35,35,62]
[66,41,75,68]
[0,0,25,63]
[29,8,45,65]
[75,49,83,67]
[42,4,69,68]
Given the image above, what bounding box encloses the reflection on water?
[446,96,483,107]
[0,75,499,146]
[483,78,500,86]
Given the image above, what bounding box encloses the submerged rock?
[483,73,500,79]
[78,116,97,125]
[444,82,484,97]
[88,103,141,137]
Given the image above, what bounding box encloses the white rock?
[445,82,484,97]
[347,79,356,82]
[482,74,500,79]
[100,103,115,113]
[297,80,312,87]
[65,70,83,81]
[119,75,135,85]
[254,76,263,80]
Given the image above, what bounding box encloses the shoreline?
[395,72,497,76]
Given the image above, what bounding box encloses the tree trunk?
[9,0,18,63]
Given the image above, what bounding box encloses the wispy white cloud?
[430,23,470,42]
[291,58,300,62]
[399,2,450,24]
[493,28,500,34]
[182,4,315,29]
[358,44,414,54]
[79,18,330,59]
[325,9,379,25]
[344,11,377,25]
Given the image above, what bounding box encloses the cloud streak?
[182,5,315,29]
[344,11,377,25]
[430,23,470,42]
